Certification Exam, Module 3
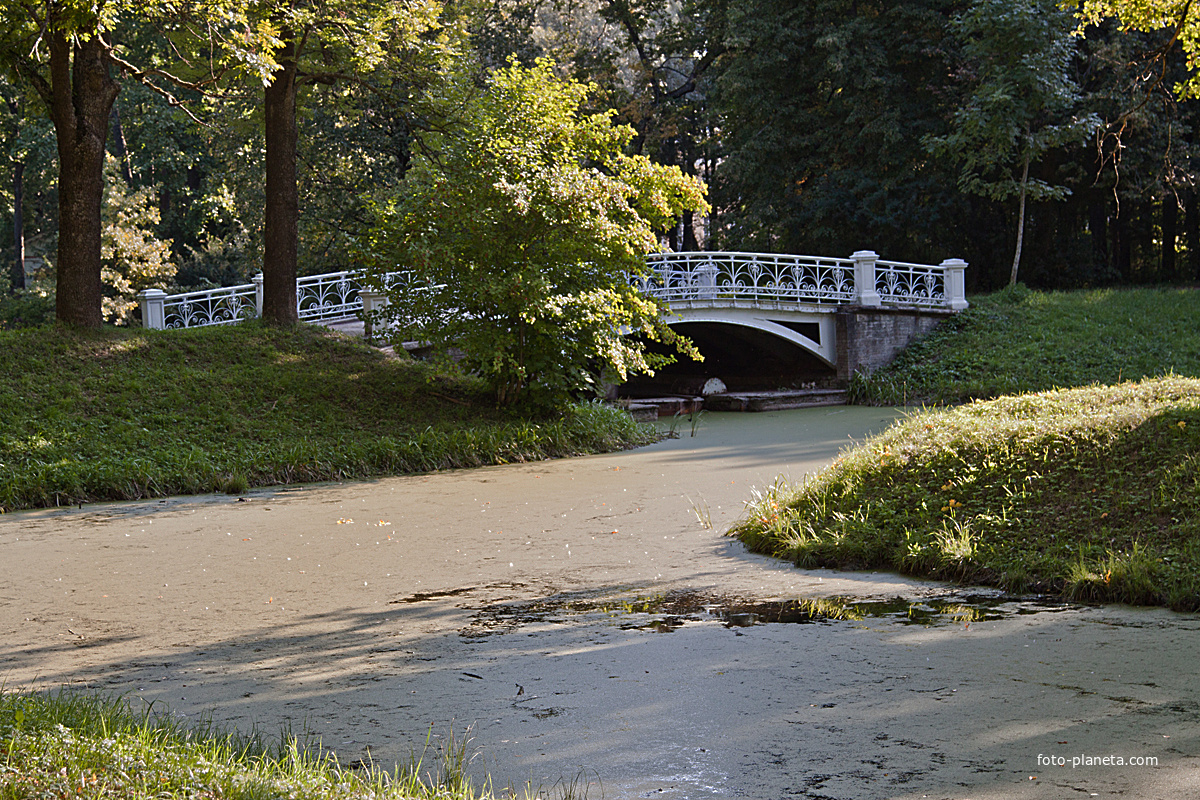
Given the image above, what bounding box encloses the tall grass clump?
[731,377,1200,610]
[0,687,505,799]
[0,324,655,512]
[851,285,1200,406]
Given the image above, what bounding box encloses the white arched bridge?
[139,249,967,386]
[632,250,967,371]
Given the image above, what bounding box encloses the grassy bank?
[0,688,517,800]
[851,285,1200,405]
[0,323,654,512]
[733,377,1200,609]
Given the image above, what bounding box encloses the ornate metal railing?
[876,259,945,307]
[142,270,412,330]
[636,251,967,310]
[141,251,967,330]
[637,251,856,305]
[161,282,258,329]
[296,270,363,323]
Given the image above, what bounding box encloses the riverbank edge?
[730,376,1200,610]
[0,687,509,800]
[0,324,656,514]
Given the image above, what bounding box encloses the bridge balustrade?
[140,270,412,330]
[637,251,967,311]
[139,250,967,330]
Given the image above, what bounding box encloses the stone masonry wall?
[835,306,953,384]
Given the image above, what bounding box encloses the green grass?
[0,323,655,512]
[0,687,521,800]
[732,376,1200,609]
[850,284,1200,406]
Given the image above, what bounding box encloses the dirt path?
[2,407,1198,799]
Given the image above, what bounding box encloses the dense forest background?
[3,0,1198,315]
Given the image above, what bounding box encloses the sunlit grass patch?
[0,688,501,800]
[851,285,1200,406]
[731,377,1200,609]
[0,324,655,512]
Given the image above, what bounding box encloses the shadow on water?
[456,587,1080,638]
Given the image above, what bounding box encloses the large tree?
[1,3,122,326]
[245,0,446,324]
[0,2,240,327]
[710,0,965,259]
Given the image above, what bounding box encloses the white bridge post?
[851,250,882,306]
[138,288,167,329]
[253,273,264,318]
[359,288,390,340]
[940,258,969,310]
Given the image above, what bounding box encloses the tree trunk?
[50,29,118,328]
[1010,156,1029,287]
[11,160,24,291]
[1162,193,1178,281]
[1087,191,1108,282]
[262,35,300,325]
[682,209,698,251]
[110,99,134,183]
[1187,189,1199,282]
[1114,201,1131,282]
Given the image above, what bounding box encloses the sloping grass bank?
[0,688,503,800]
[851,285,1200,405]
[0,324,654,512]
[732,377,1200,609]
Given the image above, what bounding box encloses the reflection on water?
[461,587,1081,638]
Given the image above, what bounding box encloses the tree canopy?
[4,0,1200,333]
[365,57,706,407]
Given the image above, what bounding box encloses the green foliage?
[710,0,969,259]
[733,377,1200,609]
[366,57,707,409]
[0,324,656,512]
[851,285,1200,405]
[927,0,1099,204]
[1076,0,1200,98]
[100,160,175,324]
[0,288,54,329]
[0,687,511,799]
[925,0,1100,284]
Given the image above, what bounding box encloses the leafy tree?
[100,158,174,323]
[927,0,1100,286]
[365,57,707,408]
[0,2,123,326]
[0,2,246,327]
[710,0,970,260]
[240,0,448,325]
[1075,0,1200,97]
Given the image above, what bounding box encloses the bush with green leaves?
[364,57,707,409]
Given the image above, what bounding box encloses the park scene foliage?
[5,0,1200,327]
[362,57,705,407]
[3,1,1200,794]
